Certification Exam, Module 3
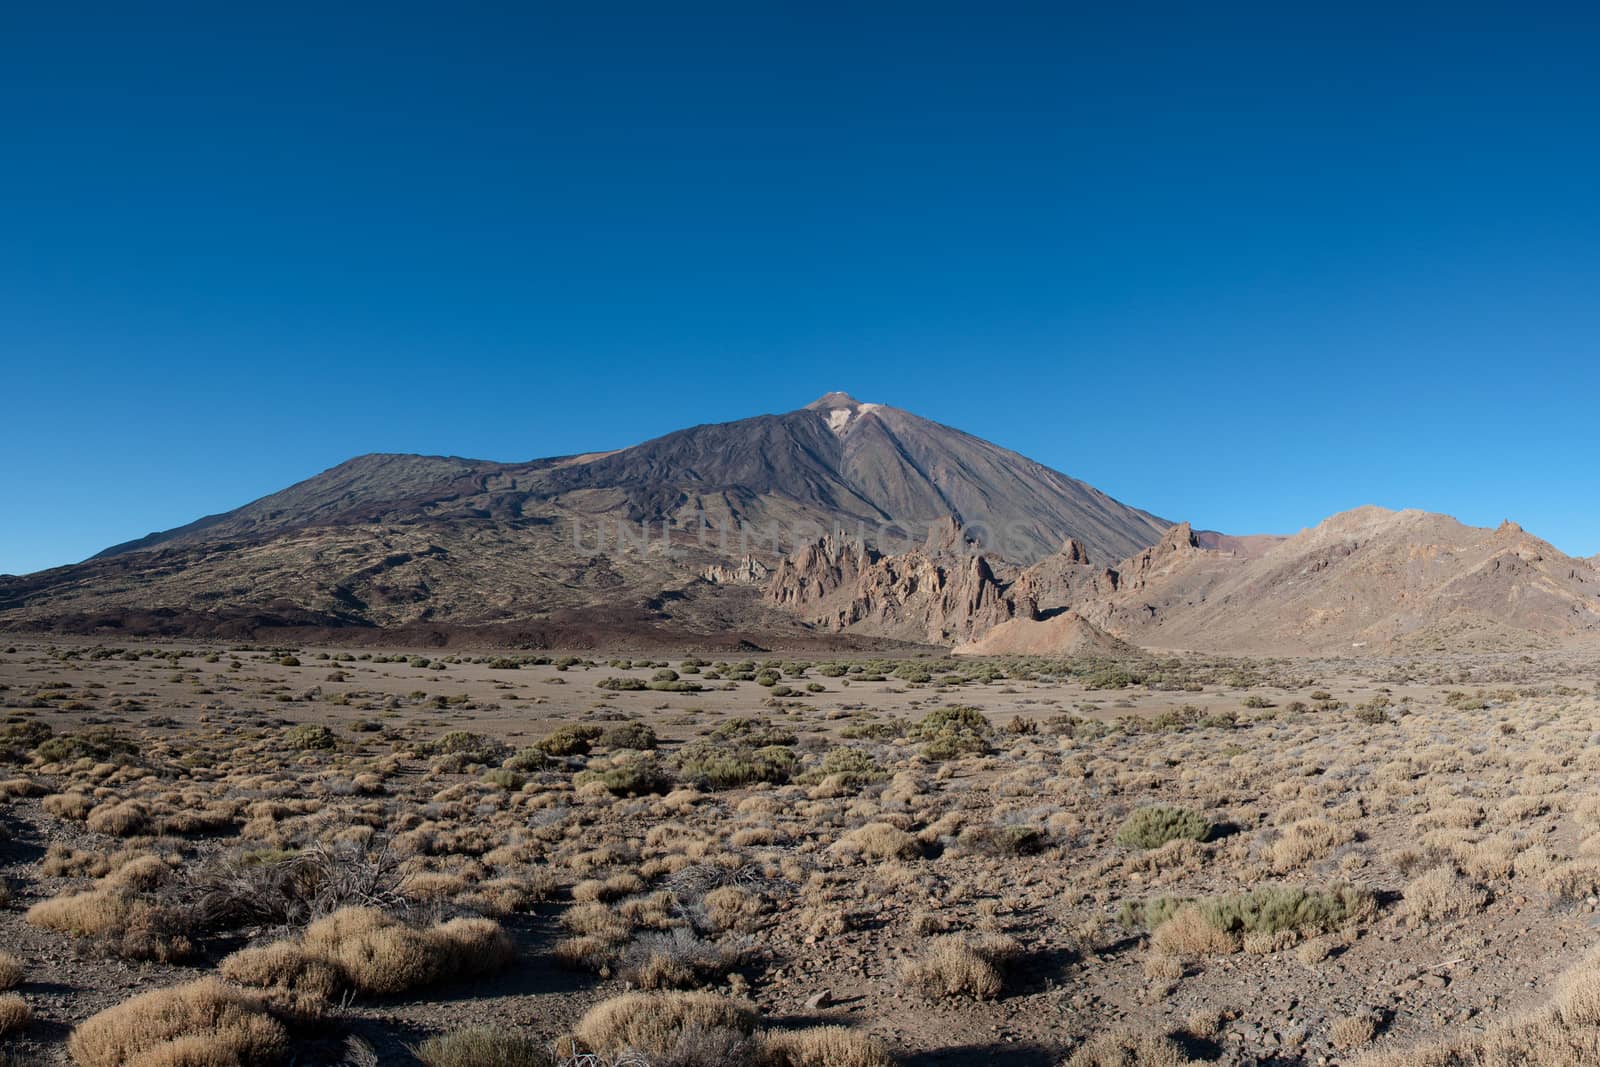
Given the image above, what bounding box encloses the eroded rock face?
[699,557,772,585]
[765,520,1027,644]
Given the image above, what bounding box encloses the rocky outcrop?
[955,611,1139,658]
[700,557,772,585]
[766,520,1028,644]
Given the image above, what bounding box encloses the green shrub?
[676,742,796,789]
[709,719,797,746]
[600,722,658,750]
[647,679,703,693]
[284,724,336,751]
[597,677,648,691]
[795,747,888,788]
[574,754,674,796]
[536,725,603,757]
[1119,885,1375,936]
[482,768,524,790]
[34,728,138,764]
[503,747,549,772]
[1116,805,1211,849]
[433,731,510,761]
[957,823,1044,857]
[911,706,992,760]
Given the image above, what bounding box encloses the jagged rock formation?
[765,523,1023,644]
[768,506,1600,654]
[700,558,772,585]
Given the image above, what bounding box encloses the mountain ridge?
[0,394,1171,643]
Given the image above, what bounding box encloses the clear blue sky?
[4,4,1597,575]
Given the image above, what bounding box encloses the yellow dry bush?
[1270,818,1354,872]
[573,991,758,1058]
[836,822,919,861]
[42,843,111,878]
[0,993,29,1036]
[702,886,768,932]
[1400,867,1489,924]
[238,907,516,998]
[1330,1013,1377,1050]
[67,978,287,1067]
[28,889,143,937]
[762,1025,892,1067]
[102,855,172,892]
[218,941,342,1001]
[85,800,152,838]
[0,952,22,990]
[1150,906,1238,957]
[1065,1033,1196,1066]
[42,792,95,821]
[900,934,1019,999]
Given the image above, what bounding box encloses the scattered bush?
[573,991,759,1060]
[413,1026,552,1067]
[901,934,1020,999]
[68,978,287,1067]
[1115,806,1212,850]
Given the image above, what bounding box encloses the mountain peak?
[804,391,868,411]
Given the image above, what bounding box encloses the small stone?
[806,990,832,1010]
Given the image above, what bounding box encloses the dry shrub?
[85,800,152,837]
[430,916,515,976]
[187,841,410,929]
[42,792,95,821]
[1270,818,1354,871]
[68,978,286,1067]
[620,928,739,990]
[573,991,758,1060]
[1143,953,1184,980]
[0,953,22,990]
[702,886,767,932]
[0,994,29,1036]
[836,823,919,861]
[1355,955,1600,1065]
[303,909,440,996]
[562,903,630,941]
[1065,1033,1196,1066]
[762,1025,891,1067]
[219,942,342,1001]
[900,934,1020,999]
[412,1026,551,1067]
[103,855,172,892]
[231,907,514,998]
[1541,860,1600,901]
[42,843,110,878]
[1151,907,1238,957]
[1330,1013,1377,1050]
[552,934,615,974]
[1401,867,1489,924]
[25,888,192,962]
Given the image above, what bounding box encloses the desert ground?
[1,638,1599,1066]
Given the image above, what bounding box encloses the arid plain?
[2,638,1600,1066]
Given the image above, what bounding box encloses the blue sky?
[3,4,1597,574]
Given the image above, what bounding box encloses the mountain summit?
[0,395,1169,641]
